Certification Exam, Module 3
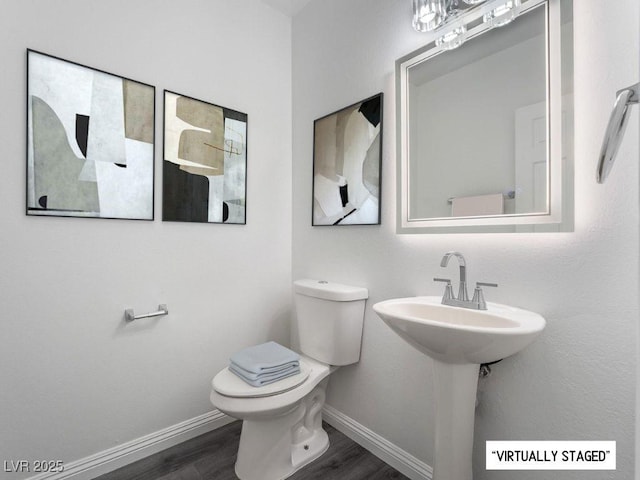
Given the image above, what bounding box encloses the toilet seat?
[211,355,332,420]
[213,360,311,398]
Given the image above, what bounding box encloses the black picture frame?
[312,93,383,226]
[26,49,155,220]
[162,90,248,224]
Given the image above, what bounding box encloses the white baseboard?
[323,404,433,480]
[24,406,430,480]
[26,409,235,480]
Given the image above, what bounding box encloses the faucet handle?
[433,277,454,301]
[433,277,452,283]
[472,282,497,310]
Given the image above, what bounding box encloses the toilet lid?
[213,360,311,398]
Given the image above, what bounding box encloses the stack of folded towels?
[229,341,301,387]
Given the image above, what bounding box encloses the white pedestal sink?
[373,296,545,480]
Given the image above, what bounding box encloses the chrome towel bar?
[596,82,639,184]
[125,304,169,322]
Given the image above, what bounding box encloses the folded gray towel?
[229,363,301,387]
[230,361,299,381]
[230,341,300,375]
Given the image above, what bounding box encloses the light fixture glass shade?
[412,0,447,32]
[483,0,521,28]
[435,25,467,50]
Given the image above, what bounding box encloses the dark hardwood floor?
[94,420,408,480]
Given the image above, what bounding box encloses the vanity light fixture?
[435,25,468,50]
[412,0,523,44]
[412,0,496,50]
[483,0,521,27]
[412,0,447,32]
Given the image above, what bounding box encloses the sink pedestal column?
[431,360,480,480]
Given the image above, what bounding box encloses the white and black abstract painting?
[27,50,155,220]
[163,91,247,224]
[312,93,383,225]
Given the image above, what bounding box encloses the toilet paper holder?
[125,304,169,322]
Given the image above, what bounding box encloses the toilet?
[210,279,368,480]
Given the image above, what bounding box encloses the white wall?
[292,1,638,479]
[0,0,292,476]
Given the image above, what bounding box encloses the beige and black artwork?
[26,50,155,220]
[312,93,383,226]
[163,91,247,224]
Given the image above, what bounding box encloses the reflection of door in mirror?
[515,95,573,232]
[515,101,547,216]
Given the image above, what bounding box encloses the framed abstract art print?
[312,93,383,226]
[163,90,247,224]
[27,49,155,220]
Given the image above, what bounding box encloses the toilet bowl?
[211,355,335,480]
[210,279,368,480]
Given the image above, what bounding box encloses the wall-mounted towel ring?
[596,82,639,184]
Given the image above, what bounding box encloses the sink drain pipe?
[479,359,502,378]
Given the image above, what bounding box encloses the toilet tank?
[294,279,368,366]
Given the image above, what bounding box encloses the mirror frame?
[396,0,573,233]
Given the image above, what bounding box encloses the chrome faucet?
[440,251,469,302]
[434,251,497,310]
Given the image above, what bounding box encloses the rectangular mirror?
[397,0,573,233]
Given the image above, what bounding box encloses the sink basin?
[373,296,545,364]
